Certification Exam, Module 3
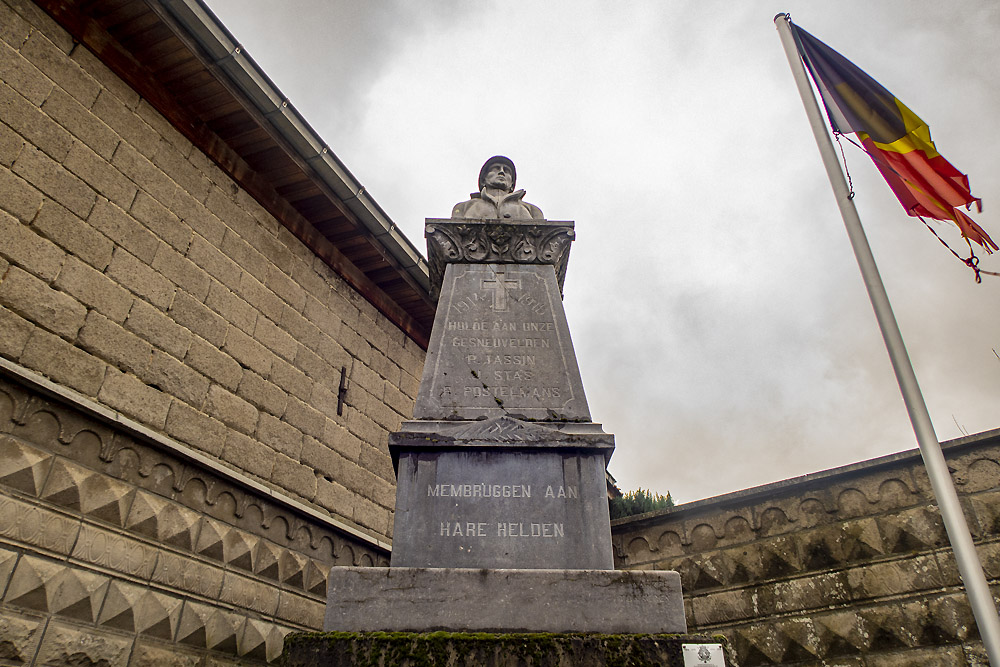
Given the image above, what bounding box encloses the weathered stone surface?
[425,218,575,297]
[612,428,1000,666]
[413,263,589,421]
[391,442,613,569]
[286,632,733,667]
[325,567,687,634]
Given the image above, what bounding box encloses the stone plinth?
[324,568,686,634]
[284,632,735,666]
[315,209,688,663]
[390,419,614,569]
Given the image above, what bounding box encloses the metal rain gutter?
[157,0,430,292]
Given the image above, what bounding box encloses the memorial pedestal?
[286,210,705,663]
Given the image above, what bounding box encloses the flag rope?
[833,134,856,199]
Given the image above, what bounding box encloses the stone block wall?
[0,371,387,664]
[0,0,428,662]
[612,430,1000,666]
[0,0,425,544]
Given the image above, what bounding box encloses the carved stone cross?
[481,267,520,312]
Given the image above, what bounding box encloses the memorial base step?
[282,631,736,666]
[324,567,685,634]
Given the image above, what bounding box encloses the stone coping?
[389,418,615,471]
[611,426,1000,530]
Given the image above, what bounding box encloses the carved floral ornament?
[424,219,575,298]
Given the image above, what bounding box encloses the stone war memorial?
[285,157,733,666]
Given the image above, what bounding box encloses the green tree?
[609,488,674,520]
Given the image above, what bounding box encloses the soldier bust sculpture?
[451,155,544,220]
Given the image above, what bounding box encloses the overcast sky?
[203,0,1000,505]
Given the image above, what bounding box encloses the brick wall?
[0,0,425,544]
[612,430,1000,666]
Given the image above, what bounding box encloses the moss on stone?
[282,631,736,666]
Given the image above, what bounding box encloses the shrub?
[609,488,674,519]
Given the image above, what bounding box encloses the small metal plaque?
[682,643,726,667]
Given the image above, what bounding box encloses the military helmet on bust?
[478,155,516,193]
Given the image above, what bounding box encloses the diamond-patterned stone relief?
[238,618,270,661]
[0,433,53,495]
[176,599,244,652]
[775,617,822,663]
[733,622,786,666]
[759,536,802,579]
[303,558,328,597]
[222,525,256,572]
[5,556,109,623]
[195,517,226,561]
[96,579,183,639]
[861,600,926,651]
[810,610,866,658]
[39,457,90,511]
[204,608,243,654]
[0,545,18,590]
[40,457,135,526]
[278,549,307,589]
[876,506,946,555]
[126,491,200,550]
[266,624,295,663]
[253,539,282,581]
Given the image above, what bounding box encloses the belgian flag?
[790,23,996,254]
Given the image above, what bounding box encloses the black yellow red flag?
[790,22,996,254]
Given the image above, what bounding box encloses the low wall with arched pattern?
[612,429,1000,666]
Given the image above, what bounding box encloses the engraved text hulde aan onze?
[443,271,562,402]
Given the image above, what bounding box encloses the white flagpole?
[775,14,1000,664]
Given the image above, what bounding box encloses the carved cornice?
[425,219,575,298]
